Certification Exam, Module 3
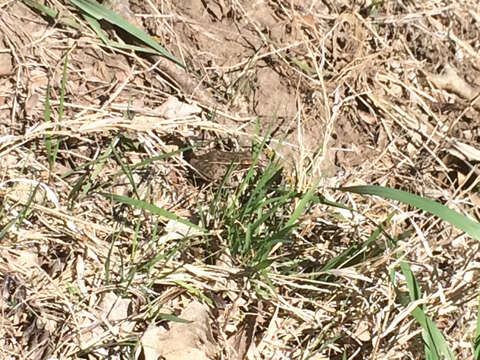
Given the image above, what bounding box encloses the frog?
[189,150,254,182]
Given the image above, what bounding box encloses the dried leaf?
[139,301,217,360]
[157,96,201,118]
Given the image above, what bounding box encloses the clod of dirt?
[427,64,480,110]
[139,301,217,360]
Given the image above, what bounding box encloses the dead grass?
[1,0,480,359]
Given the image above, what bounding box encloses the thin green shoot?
[320,213,394,275]
[58,51,69,122]
[23,0,81,29]
[0,184,40,239]
[104,230,119,285]
[473,292,480,359]
[99,192,206,233]
[112,146,140,199]
[80,136,118,196]
[43,81,54,169]
[173,280,212,305]
[43,52,69,171]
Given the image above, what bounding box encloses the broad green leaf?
[70,0,183,66]
[341,185,480,241]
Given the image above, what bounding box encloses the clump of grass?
[194,140,321,278]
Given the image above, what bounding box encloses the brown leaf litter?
[139,301,217,360]
[1,0,480,359]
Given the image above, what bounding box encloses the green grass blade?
[42,82,56,169]
[173,280,212,305]
[400,261,422,302]
[58,53,68,122]
[81,137,117,196]
[104,230,119,285]
[99,192,206,233]
[287,55,316,74]
[50,53,70,167]
[399,261,455,360]
[140,237,184,274]
[23,0,81,29]
[254,225,295,261]
[112,146,139,199]
[157,313,191,324]
[128,147,190,171]
[101,39,164,54]
[0,219,17,239]
[242,161,282,215]
[249,193,292,231]
[340,185,480,241]
[42,52,68,171]
[320,213,393,274]
[83,12,111,46]
[70,0,183,66]
[474,291,480,359]
[43,81,51,123]
[62,146,187,180]
[0,185,40,239]
[282,178,320,230]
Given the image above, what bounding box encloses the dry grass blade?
[2,0,480,359]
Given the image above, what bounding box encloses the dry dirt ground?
[2,0,480,359]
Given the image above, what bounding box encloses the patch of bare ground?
[1,0,480,359]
